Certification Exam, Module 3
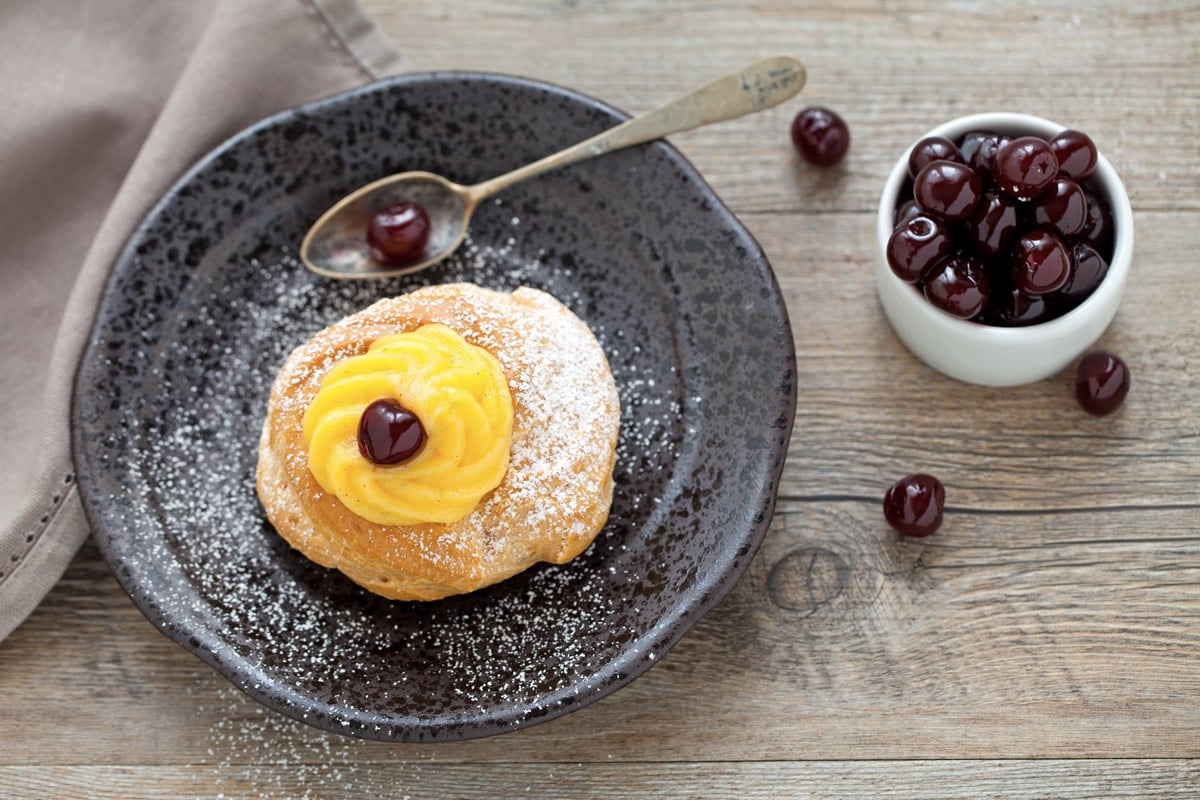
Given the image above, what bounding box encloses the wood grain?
[2,0,1198,796]
[3,760,1200,800]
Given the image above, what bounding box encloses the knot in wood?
[767,546,849,615]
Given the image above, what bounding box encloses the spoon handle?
[466,55,806,203]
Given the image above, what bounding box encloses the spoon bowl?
[301,171,473,279]
[300,55,805,279]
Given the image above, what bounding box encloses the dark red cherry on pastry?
[908,136,962,177]
[1058,242,1110,303]
[966,191,1021,256]
[790,106,850,167]
[358,399,426,465]
[1033,177,1087,238]
[913,159,983,221]
[924,254,990,319]
[367,201,431,266]
[1075,351,1129,415]
[993,136,1058,201]
[887,215,952,283]
[1049,129,1098,181]
[883,474,945,538]
[1012,230,1071,295]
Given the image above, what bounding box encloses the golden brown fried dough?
[256,283,620,601]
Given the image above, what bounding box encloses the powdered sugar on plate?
[88,209,692,739]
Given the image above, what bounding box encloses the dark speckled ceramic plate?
[73,72,796,742]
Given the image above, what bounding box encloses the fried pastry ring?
[256,283,620,601]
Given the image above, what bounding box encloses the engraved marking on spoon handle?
[466,56,806,204]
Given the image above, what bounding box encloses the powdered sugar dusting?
[77,74,790,743]
[90,210,690,739]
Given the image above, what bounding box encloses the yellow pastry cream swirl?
[302,323,514,527]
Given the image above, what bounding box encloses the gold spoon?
[300,55,805,279]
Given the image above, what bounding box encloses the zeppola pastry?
[256,283,620,601]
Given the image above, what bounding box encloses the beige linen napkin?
[0,0,404,641]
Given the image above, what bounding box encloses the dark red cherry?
[957,130,995,164]
[1075,352,1129,416]
[908,136,963,177]
[367,202,431,266]
[790,106,850,167]
[987,284,1050,327]
[924,255,990,319]
[1079,190,1114,256]
[1050,129,1098,181]
[1033,177,1087,238]
[894,199,922,227]
[993,136,1059,201]
[966,191,1020,256]
[967,133,1010,183]
[1058,242,1110,303]
[1012,230,1070,295]
[887,215,953,283]
[913,159,983,222]
[883,474,945,538]
[358,399,426,465]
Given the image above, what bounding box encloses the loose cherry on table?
[1075,352,1130,416]
[883,474,945,538]
[790,106,850,167]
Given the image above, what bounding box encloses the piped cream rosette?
[302,324,514,527]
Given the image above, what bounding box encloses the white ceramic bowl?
[875,112,1133,386]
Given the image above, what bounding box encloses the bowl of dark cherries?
[875,112,1133,386]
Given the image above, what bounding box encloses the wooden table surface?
[4,1,1199,797]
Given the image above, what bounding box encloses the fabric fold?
[0,0,405,642]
